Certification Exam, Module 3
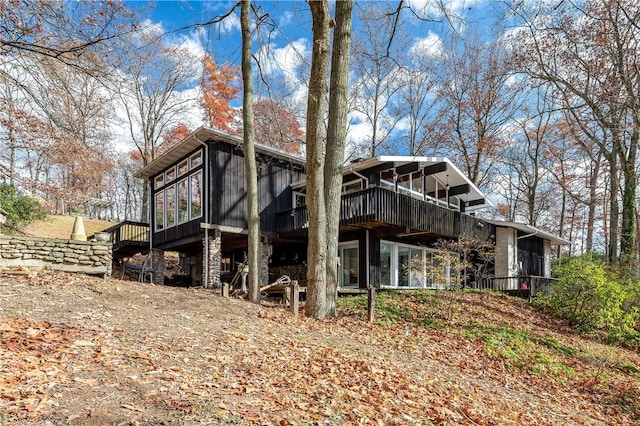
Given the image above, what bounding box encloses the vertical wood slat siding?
[214,142,304,232]
[276,186,495,241]
[154,140,305,248]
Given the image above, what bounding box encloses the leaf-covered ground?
[1,270,639,425]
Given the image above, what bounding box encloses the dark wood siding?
[214,141,305,232]
[152,140,304,249]
[518,235,544,276]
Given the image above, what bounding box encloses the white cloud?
[409,31,444,59]
[219,12,240,34]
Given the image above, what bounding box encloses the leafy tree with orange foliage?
[160,123,191,154]
[254,99,304,154]
[200,55,241,133]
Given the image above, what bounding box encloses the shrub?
[539,254,640,347]
[0,184,46,233]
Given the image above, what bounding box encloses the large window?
[153,149,203,231]
[380,240,451,289]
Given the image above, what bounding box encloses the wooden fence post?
[290,280,299,316]
[222,282,229,298]
[367,286,376,323]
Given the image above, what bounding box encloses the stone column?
[203,234,221,288]
[259,238,270,286]
[150,248,165,285]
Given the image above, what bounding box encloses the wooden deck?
[98,221,150,258]
[275,186,494,240]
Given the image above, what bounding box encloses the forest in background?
[2,1,640,266]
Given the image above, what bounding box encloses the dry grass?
[20,215,117,240]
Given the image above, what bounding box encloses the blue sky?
[120,1,507,155]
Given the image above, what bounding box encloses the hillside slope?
[0,271,638,425]
[20,215,117,240]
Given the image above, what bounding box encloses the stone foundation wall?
[260,240,270,286]
[0,235,112,276]
[269,264,306,287]
[203,235,221,288]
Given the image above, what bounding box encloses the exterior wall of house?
[210,141,305,232]
[543,239,551,278]
[495,227,517,282]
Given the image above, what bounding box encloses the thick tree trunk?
[305,0,331,319]
[324,0,353,318]
[241,0,260,303]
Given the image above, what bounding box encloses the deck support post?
[150,248,165,285]
[290,280,299,316]
[222,282,230,297]
[203,231,221,289]
[259,237,270,287]
[367,286,375,323]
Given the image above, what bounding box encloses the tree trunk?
[305,0,331,319]
[241,0,261,303]
[324,0,354,318]
[608,154,620,263]
[585,153,601,252]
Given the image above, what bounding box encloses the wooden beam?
[342,173,363,184]
[423,162,447,176]
[395,162,419,176]
[447,183,470,197]
[468,198,485,207]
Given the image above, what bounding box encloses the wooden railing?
[477,276,557,298]
[98,221,149,252]
[276,186,494,240]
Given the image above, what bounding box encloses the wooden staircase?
[98,221,150,258]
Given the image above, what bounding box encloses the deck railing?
[477,276,557,298]
[98,221,150,251]
[276,186,494,240]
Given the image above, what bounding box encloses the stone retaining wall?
[0,235,112,276]
[269,264,306,287]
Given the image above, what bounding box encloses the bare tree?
[510,0,640,264]
[304,0,331,319]
[113,29,198,221]
[324,0,354,317]
[240,0,261,303]
[424,31,521,189]
[349,2,406,157]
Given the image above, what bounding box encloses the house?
[128,126,568,292]
[486,221,570,293]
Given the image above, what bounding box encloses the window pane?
[178,160,188,176]
[424,251,434,288]
[178,179,188,224]
[410,248,424,288]
[166,166,176,182]
[190,171,202,218]
[398,246,410,287]
[380,242,392,287]
[341,245,359,288]
[190,150,203,168]
[155,192,164,231]
[155,174,164,188]
[166,184,176,227]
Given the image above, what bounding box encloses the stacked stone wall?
[269,264,306,287]
[0,235,112,276]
